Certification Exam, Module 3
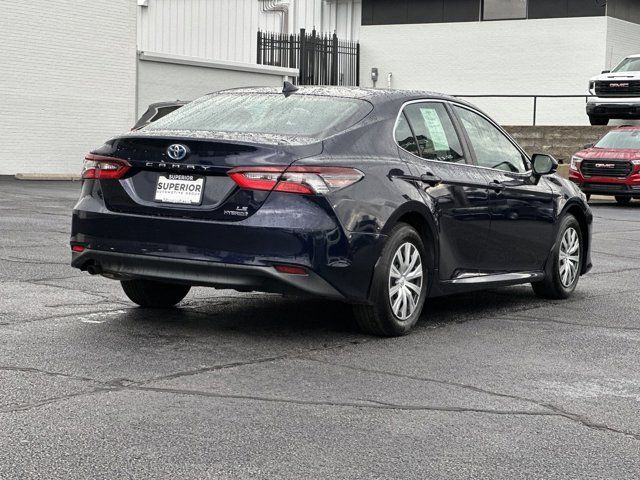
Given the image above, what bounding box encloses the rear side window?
[146,93,373,139]
[396,102,464,163]
[394,114,420,156]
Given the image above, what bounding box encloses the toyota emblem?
[167,144,189,161]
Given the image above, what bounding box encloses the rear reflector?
[274,265,308,275]
[71,245,85,253]
[228,166,363,195]
[82,154,131,180]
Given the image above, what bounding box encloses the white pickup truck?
[587,55,640,126]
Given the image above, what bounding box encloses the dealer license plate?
[154,174,205,205]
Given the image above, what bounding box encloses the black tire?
[353,224,428,337]
[615,195,632,205]
[589,116,609,126]
[121,279,191,307]
[532,214,582,300]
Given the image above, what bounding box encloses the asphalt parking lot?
[1,177,640,479]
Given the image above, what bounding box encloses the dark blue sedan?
[71,85,592,336]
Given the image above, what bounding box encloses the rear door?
[452,105,555,272]
[395,101,493,281]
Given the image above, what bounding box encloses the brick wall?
[505,126,615,164]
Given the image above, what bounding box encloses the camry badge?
[166,144,189,161]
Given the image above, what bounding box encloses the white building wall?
[137,52,298,113]
[137,0,361,64]
[360,17,608,126]
[605,16,640,69]
[0,0,137,175]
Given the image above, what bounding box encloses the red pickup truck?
[570,126,640,204]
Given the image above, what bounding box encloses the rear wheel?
[353,224,427,337]
[532,214,582,299]
[615,195,632,205]
[121,279,191,308]
[589,116,609,126]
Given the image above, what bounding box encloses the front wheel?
[615,196,632,205]
[532,214,582,299]
[353,224,428,337]
[121,279,191,307]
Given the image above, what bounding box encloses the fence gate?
[257,29,360,86]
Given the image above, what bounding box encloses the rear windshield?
[145,93,372,138]
[595,130,640,149]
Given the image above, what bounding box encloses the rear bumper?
[72,250,344,299]
[70,192,386,302]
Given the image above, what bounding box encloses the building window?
[483,0,528,21]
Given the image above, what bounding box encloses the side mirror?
[583,143,594,149]
[601,70,611,74]
[531,153,558,177]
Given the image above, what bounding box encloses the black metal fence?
[257,29,360,86]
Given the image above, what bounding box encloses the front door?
[395,101,494,281]
[452,105,555,272]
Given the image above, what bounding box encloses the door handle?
[420,171,442,187]
[389,170,442,188]
[489,180,505,193]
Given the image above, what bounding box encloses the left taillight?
[81,153,131,180]
[227,166,364,195]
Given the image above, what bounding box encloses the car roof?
[214,85,475,107]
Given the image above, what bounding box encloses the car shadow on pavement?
[107,285,546,338]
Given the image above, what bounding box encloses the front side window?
[595,130,640,149]
[398,103,464,163]
[483,0,527,20]
[454,106,528,173]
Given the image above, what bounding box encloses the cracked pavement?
[1,177,640,479]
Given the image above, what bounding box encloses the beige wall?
[137,53,298,115]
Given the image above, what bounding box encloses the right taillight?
[82,154,131,180]
[228,166,364,195]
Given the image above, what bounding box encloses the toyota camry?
[71,85,592,336]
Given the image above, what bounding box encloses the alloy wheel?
[388,242,424,320]
[559,227,580,288]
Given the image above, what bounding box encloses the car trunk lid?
[97,133,323,221]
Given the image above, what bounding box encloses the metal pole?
[533,96,537,126]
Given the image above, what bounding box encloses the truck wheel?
[615,196,632,205]
[589,116,609,126]
[121,279,191,307]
